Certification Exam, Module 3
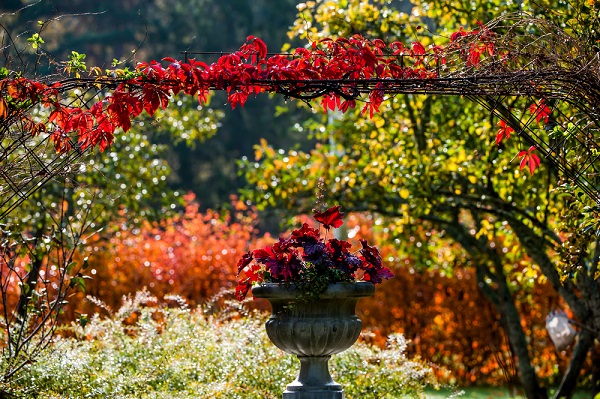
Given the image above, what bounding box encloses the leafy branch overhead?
[1,14,599,210]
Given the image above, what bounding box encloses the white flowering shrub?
[333,334,437,398]
[4,291,436,398]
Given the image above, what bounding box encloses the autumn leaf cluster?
[2,28,546,173]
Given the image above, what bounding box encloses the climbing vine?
[2,14,599,217]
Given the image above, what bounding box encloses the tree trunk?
[440,218,548,399]
[15,255,43,322]
[495,271,549,399]
[592,341,600,398]
[553,330,593,399]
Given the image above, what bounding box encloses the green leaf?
[27,33,45,49]
[18,281,30,295]
[69,276,87,292]
[65,261,78,274]
[76,313,89,328]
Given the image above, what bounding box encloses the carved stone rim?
[251,281,375,300]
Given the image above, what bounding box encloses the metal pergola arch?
[1,13,599,219]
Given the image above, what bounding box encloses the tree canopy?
[240,1,600,398]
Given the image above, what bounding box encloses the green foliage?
[5,291,436,398]
[26,33,44,49]
[336,334,438,398]
[64,51,87,77]
[149,93,224,148]
[294,261,352,303]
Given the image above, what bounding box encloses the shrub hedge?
[5,290,437,399]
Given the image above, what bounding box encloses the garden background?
[1,0,599,398]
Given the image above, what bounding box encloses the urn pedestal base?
[282,355,343,399]
[283,389,342,399]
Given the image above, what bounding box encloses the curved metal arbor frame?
[1,14,599,218]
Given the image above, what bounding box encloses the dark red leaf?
[314,205,344,230]
[236,251,253,274]
[359,239,382,269]
[450,27,467,42]
[290,223,320,243]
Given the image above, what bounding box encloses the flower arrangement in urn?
[235,205,394,302]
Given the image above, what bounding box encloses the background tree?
[241,1,600,398]
[0,5,222,384]
[0,126,183,384]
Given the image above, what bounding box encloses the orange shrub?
[345,213,575,387]
[358,264,571,386]
[80,194,271,313]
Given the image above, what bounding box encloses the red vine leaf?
[411,42,426,56]
[450,27,468,42]
[529,100,551,124]
[517,146,541,175]
[495,120,514,145]
[142,84,170,116]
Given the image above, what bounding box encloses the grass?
[426,387,594,399]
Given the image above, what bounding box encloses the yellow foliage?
[254,147,263,161]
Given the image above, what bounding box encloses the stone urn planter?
[252,281,375,399]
